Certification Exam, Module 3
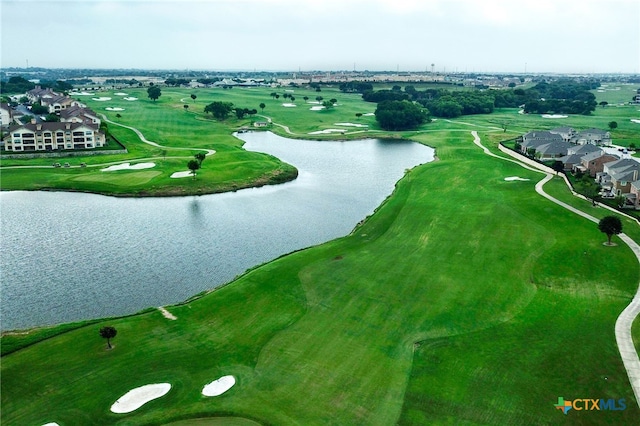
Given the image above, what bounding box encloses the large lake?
[0,132,434,331]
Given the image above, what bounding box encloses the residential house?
[520,131,564,154]
[600,159,640,195]
[6,121,105,152]
[60,106,100,126]
[42,94,77,113]
[0,103,13,129]
[549,126,577,142]
[579,151,619,177]
[534,140,572,160]
[571,128,611,146]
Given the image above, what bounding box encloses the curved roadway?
[471,130,640,406]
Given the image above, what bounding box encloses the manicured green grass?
[2,89,640,425]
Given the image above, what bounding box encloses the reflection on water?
[0,132,434,330]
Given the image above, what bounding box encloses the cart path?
[470,130,640,406]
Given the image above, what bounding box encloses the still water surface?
[1,132,434,330]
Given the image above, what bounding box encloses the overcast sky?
[1,0,638,73]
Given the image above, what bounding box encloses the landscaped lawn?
[2,87,640,425]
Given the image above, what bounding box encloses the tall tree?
[259,102,266,112]
[99,326,117,349]
[191,94,197,102]
[147,86,162,102]
[188,159,200,179]
[598,215,622,245]
[608,121,618,131]
[195,152,206,166]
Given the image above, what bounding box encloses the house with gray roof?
[571,128,611,146]
[601,158,640,195]
[550,126,577,142]
[535,140,572,160]
[580,151,619,177]
[520,131,564,154]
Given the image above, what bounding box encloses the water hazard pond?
[0,132,434,331]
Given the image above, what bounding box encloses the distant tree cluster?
[0,76,74,94]
[339,81,374,93]
[374,100,429,131]
[165,78,191,86]
[361,77,599,119]
[204,101,234,120]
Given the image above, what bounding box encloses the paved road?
[471,131,640,406]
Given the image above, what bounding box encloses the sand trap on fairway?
[124,97,138,101]
[111,383,171,413]
[114,92,128,96]
[631,119,640,124]
[363,112,375,116]
[202,375,236,396]
[308,129,345,135]
[170,171,194,178]
[42,423,60,426]
[505,176,530,181]
[307,100,321,104]
[92,97,112,101]
[106,107,125,111]
[541,114,568,118]
[335,122,368,128]
[310,106,326,111]
[282,103,296,107]
[70,91,93,96]
[101,162,155,172]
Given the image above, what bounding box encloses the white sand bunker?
[363,112,375,116]
[307,100,321,104]
[631,119,640,124]
[92,97,112,101]
[114,92,128,96]
[70,91,93,96]
[42,423,60,426]
[308,129,345,135]
[101,162,155,172]
[282,103,296,107]
[170,171,194,178]
[541,114,568,119]
[505,176,530,181]
[310,106,326,111]
[335,122,368,128]
[106,107,125,111]
[202,375,236,397]
[111,383,171,414]
[124,97,138,101]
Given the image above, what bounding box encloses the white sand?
[308,129,345,135]
[92,97,112,101]
[158,306,177,320]
[70,91,93,96]
[505,177,530,181]
[170,171,194,178]
[310,106,326,111]
[105,107,125,111]
[282,103,297,107]
[114,92,128,96]
[631,119,640,124]
[101,162,155,172]
[541,114,568,119]
[42,423,60,426]
[363,112,375,116]
[335,122,368,128]
[307,101,321,104]
[124,97,138,101]
[202,375,236,397]
[111,383,171,414]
